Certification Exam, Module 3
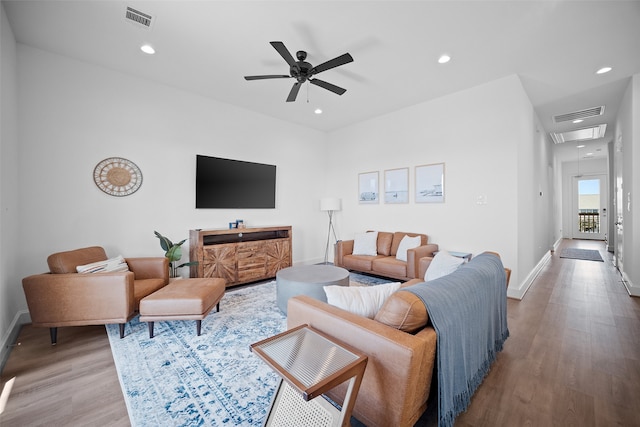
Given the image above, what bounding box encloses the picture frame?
[415,163,445,203]
[384,167,409,204]
[358,171,379,204]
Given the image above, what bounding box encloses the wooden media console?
[189,226,292,287]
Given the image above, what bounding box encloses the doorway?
[572,174,607,240]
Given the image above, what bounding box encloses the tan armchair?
[22,246,169,345]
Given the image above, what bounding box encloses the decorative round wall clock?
[93,157,143,197]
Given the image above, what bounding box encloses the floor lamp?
[320,197,341,264]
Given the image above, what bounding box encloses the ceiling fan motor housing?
[290,57,313,82]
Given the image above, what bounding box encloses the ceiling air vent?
[125,6,154,29]
[553,106,605,123]
[550,124,607,144]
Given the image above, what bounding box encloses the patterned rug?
[559,248,604,262]
[349,271,392,286]
[106,282,286,427]
[107,274,390,426]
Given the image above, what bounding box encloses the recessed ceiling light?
[596,66,612,74]
[438,54,451,64]
[577,144,586,148]
[314,108,323,115]
[140,44,155,55]
[585,152,594,157]
[572,119,584,124]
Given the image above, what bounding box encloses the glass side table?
[251,324,368,427]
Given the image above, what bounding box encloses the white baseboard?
[1,310,31,372]
[507,250,552,300]
[622,271,640,297]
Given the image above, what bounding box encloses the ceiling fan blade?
[270,41,296,66]
[309,78,347,96]
[311,53,354,75]
[286,82,302,102]
[244,75,291,80]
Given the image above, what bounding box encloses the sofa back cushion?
[47,246,108,274]
[390,232,427,256]
[376,232,394,256]
[374,289,429,333]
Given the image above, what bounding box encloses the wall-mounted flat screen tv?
[196,155,276,209]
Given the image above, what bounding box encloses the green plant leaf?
[166,245,182,262]
[154,231,173,252]
[177,261,199,268]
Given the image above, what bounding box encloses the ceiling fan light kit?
[245,41,353,102]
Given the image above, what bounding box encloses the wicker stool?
[139,278,226,338]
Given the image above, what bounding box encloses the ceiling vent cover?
[550,124,607,144]
[125,6,154,29]
[553,106,605,123]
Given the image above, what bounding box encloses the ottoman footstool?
[139,278,226,338]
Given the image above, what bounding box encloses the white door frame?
[572,174,608,240]
[614,135,624,271]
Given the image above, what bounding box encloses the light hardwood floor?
[1,239,639,426]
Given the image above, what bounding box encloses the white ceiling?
[4,1,640,162]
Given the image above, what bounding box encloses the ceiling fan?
[244,41,354,102]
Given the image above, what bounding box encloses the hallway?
[454,238,640,426]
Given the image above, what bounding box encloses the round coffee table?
[276,265,350,314]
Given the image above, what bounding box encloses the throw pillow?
[352,231,379,256]
[374,290,429,333]
[324,282,401,319]
[395,235,422,262]
[77,255,130,274]
[424,250,465,281]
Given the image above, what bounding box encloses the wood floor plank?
[2,239,639,427]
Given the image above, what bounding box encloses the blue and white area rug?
[106,281,286,427]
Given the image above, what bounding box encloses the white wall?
[515,92,556,296]
[1,2,21,365]
[15,45,329,291]
[325,75,550,295]
[615,73,639,294]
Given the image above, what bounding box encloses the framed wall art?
[358,171,379,204]
[384,167,409,204]
[415,163,445,203]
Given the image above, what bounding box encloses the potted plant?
[154,231,198,278]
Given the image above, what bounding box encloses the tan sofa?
[288,252,511,427]
[22,246,169,344]
[287,278,434,427]
[335,231,438,281]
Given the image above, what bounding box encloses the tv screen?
[196,155,276,209]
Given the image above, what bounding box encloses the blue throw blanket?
[404,252,509,427]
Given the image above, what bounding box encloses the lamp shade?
[320,197,342,212]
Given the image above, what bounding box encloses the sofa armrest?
[126,257,169,282]
[22,272,135,326]
[334,240,354,268]
[406,243,438,278]
[287,295,436,427]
